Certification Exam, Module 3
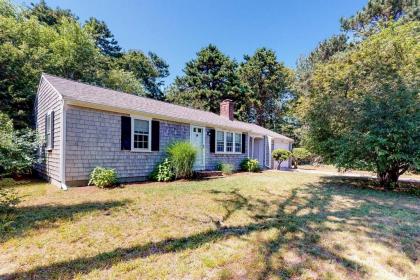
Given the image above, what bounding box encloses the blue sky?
[16,0,366,86]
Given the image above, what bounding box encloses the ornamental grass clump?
[88,167,118,188]
[167,141,196,179]
[216,162,234,175]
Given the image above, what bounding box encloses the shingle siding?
[64,107,250,185]
[34,78,62,185]
[65,106,189,185]
[205,128,248,170]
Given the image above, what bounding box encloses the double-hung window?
[216,131,224,152]
[132,118,151,151]
[216,130,242,154]
[226,132,233,152]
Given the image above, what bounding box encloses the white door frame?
[190,125,206,170]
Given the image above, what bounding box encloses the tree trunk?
[378,169,400,190]
[292,158,298,169]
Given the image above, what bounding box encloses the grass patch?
[1,172,419,279]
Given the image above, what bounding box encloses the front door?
[190,126,205,170]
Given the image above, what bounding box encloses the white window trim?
[216,130,225,153]
[215,129,242,155]
[46,110,53,151]
[131,115,152,152]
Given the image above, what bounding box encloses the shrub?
[88,167,117,188]
[292,148,312,168]
[240,158,260,172]
[272,149,292,169]
[216,162,234,175]
[150,158,174,182]
[0,113,39,178]
[167,141,196,179]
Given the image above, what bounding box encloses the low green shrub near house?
[272,149,292,169]
[167,141,196,179]
[240,158,260,172]
[88,167,118,188]
[150,158,174,182]
[216,162,234,175]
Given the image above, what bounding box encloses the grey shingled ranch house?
[34,73,293,189]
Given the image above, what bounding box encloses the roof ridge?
[41,73,223,118]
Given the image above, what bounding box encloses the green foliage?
[23,0,77,25]
[301,22,420,189]
[117,50,169,100]
[238,48,293,129]
[88,167,117,188]
[150,158,174,182]
[272,149,292,165]
[240,158,260,172]
[0,0,168,128]
[340,0,419,37]
[0,113,39,177]
[292,148,312,162]
[83,17,121,57]
[166,44,246,117]
[292,148,312,168]
[166,141,196,179]
[216,162,234,175]
[102,69,144,95]
[293,35,349,146]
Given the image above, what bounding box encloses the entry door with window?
[190,126,205,170]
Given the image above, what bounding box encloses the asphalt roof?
[42,73,293,142]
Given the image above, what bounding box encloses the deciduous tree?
[301,22,419,189]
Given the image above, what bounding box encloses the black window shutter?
[151,120,160,151]
[121,116,131,150]
[50,111,54,149]
[242,134,246,154]
[209,129,215,153]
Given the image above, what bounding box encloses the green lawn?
[1,172,419,279]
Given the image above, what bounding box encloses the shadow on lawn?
[0,200,130,243]
[3,177,419,279]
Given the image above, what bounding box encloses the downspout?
[60,100,68,190]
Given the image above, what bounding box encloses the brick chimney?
[220,99,234,120]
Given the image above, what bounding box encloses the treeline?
[0,0,295,138]
[0,0,169,129]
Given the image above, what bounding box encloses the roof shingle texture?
[42,73,292,142]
